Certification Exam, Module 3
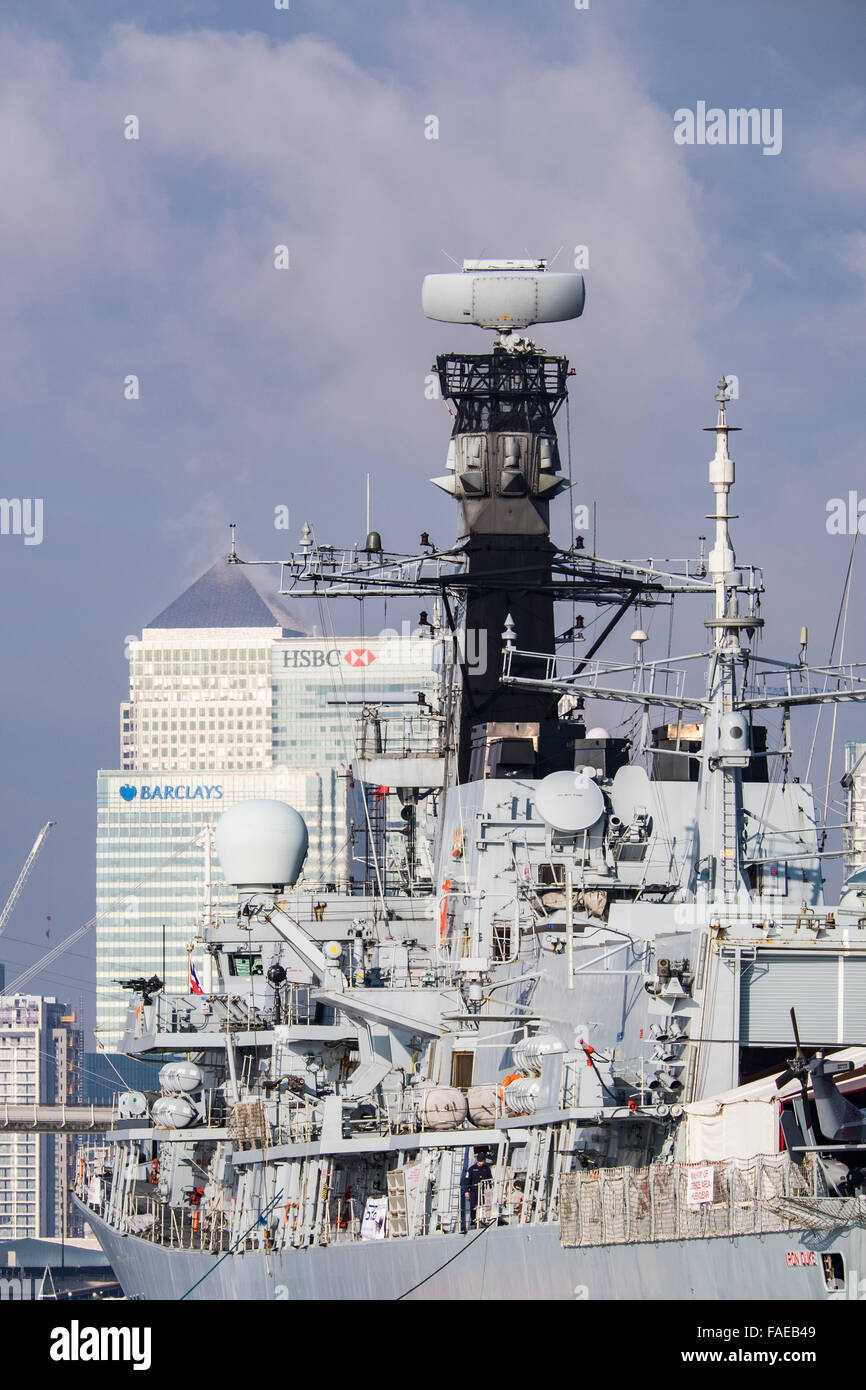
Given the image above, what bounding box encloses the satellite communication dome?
[585,727,611,740]
[610,764,654,827]
[214,799,309,891]
[534,770,605,833]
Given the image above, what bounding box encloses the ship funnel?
[214,799,309,892]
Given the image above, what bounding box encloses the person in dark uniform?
[462,1150,493,1229]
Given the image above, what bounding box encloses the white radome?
[534,770,606,833]
[422,269,585,330]
[214,799,309,891]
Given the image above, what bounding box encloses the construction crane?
[0,821,55,939]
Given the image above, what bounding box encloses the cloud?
[762,250,796,279]
[0,18,722,543]
[160,489,231,585]
[803,135,866,200]
[835,231,866,290]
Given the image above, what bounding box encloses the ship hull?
[77,1200,864,1301]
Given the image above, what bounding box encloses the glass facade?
[95,768,314,1046]
[0,996,81,1239]
[123,628,277,772]
[270,635,439,879]
[98,621,437,1047]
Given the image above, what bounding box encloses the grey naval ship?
[76,260,866,1300]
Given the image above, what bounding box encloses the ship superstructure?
[76,262,866,1301]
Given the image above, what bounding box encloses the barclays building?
[97,557,436,1046]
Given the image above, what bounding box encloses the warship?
[75,260,866,1300]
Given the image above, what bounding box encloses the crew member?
[462,1150,493,1229]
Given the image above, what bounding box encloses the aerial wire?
[805,531,857,788]
[4,836,201,997]
[394,1219,494,1300]
[822,535,857,837]
[177,1186,286,1300]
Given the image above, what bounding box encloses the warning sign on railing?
[686,1165,715,1206]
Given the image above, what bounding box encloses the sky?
[0,0,864,1033]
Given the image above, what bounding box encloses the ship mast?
[706,378,739,634]
[699,379,751,906]
[431,334,571,777]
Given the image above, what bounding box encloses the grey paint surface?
[80,1202,862,1303]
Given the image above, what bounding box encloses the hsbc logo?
[281,647,377,670]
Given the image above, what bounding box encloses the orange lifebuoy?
[498,1072,523,1101]
[439,879,452,946]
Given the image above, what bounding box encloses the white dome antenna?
[534,770,605,833]
[214,800,309,893]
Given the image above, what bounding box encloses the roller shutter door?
[739,954,838,1045]
[841,956,866,1043]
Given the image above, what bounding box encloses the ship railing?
[125,1195,234,1254]
[141,991,310,1037]
[275,546,469,595]
[270,983,315,1028]
[397,1174,523,1239]
[501,645,692,702]
[356,712,447,759]
[273,1100,318,1146]
[168,1167,522,1254]
[559,1153,822,1248]
[73,1149,237,1254]
[746,660,866,704]
[73,1144,113,1216]
[323,1172,528,1244]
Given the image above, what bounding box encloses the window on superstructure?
[492,921,513,961]
[537,862,565,886]
[451,1051,474,1090]
[226,953,263,978]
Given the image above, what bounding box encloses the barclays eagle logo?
[119,785,137,802]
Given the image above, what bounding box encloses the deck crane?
[0,821,55,939]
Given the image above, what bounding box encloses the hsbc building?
[280,645,378,669]
[271,634,438,894]
[272,637,437,768]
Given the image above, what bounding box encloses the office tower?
[0,995,81,1238]
[97,557,437,1046]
